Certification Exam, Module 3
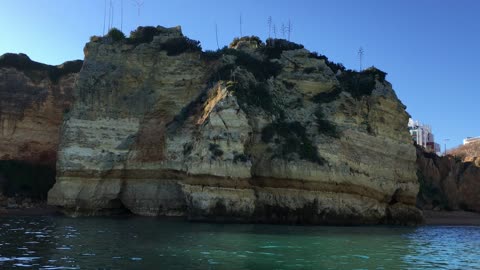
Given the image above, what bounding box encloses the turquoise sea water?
[0,216,479,269]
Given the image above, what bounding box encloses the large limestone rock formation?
[416,146,480,212]
[48,27,422,224]
[0,53,82,166]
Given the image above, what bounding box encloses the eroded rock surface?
[416,146,480,212]
[0,53,82,199]
[48,28,422,224]
[0,53,82,166]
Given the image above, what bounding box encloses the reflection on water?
[0,216,479,269]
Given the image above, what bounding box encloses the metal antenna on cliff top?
[103,0,107,35]
[358,47,364,71]
[273,24,277,38]
[121,0,124,31]
[287,20,292,41]
[240,13,243,37]
[267,16,272,38]
[110,0,115,30]
[132,0,144,16]
[215,23,220,50]
[281,23,286,38]
[444,138,450,156]
[107,0,113,30]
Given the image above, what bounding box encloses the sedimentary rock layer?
[416,146,480,212]
[0,53,82,166]
[48,27,422,225]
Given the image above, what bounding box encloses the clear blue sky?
[1,0,478,149]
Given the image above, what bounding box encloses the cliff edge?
[47,26,422,224]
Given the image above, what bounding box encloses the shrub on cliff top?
[159,37,202,56]
[89,35,101,42]
[338,69,379,99]
[201,49,225,62]
[230,36,263,48]
[107,28,126,42]
[212,49,282,82]
[263,38,304,59]
[308,52,346,74]
[362,67,387,82]
[128,26,161,44]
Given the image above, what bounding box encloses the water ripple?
[0,217,478,269]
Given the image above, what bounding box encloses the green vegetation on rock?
[209,143,224,157]
[230,36,263,48]
[107,28,126,42]
[214,48,282,81]
[308,52,345,74]
[338,68,387,99]
[159,37,202,56]
[311,86,343,104]
[262,38,304,59]
[314,108,340,138]
[206,48,283,116]
[261,121,325,165]
[227,81,280,116]
[128,26,161,44]
[93,26,202,56]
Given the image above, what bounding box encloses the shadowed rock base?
[182,184,423,225]
[49,176,423,225]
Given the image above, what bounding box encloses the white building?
[408,118,438,153]
[463,137,480,145]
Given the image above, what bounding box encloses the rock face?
[448,141,480,163]
[0,53,82,166]
[48,27,422,224]
[416,146,480,212]
[0,53,82,199]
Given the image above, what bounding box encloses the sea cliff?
[46,26,422,224]
[416,146,480,212]
[0,53,81,199]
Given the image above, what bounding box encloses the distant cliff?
[46,26,421,225]
[448,141,480,163]
[0,53,82,198]
[417,146,480,212]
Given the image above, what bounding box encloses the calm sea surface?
[0,216,479,270]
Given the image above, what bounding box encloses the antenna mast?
[103,0,107,35]
[121,0,123,31]
[287,20,292,41]
[215,23,220,49]
[358,47,364,71]
[267,16,272,38]
[132,0,144,16]
[240,13,243,37]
